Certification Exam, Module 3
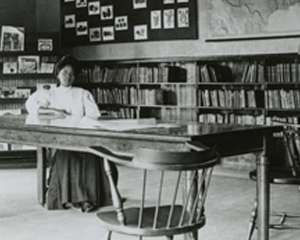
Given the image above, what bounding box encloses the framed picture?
[0,26,25,51]
[18,56,40,74]
[38,39,53,51]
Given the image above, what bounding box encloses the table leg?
[257,135,270,240]
[37,147,47,206]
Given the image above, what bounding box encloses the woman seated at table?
[25,55,118,212]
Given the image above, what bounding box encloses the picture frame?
[38,39,53,51]
[0,26,25,51]
[18,56,40,74]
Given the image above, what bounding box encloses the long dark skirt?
[47,150,118,210]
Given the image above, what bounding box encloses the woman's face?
[57,65,75,87]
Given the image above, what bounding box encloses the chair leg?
[105,231,112,240]
[246,195,258,240]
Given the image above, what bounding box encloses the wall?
[34,1,300,61]
[66,1,300,61]
[0,0,37,32]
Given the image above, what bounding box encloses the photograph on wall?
[133,0,147,9]
[207,0,300,40]
[164,0,175,4]
[90,27,101,41]
[88,1,100,15]
[177,8,189,28]
[76,0,87,8]
[177,0,189,2]
[101,5,113,20]
[76,21,88,36]
[134,25,148,40]
[102,26,115,41]
[2,62,18,74]
[65,0,75,2]
[0,26,24,51]
[65,14,76,28]
[38,39,53,51]
[115,16,128,31]
[151,11,162,29]
[18,56,40,74]
[163,9,175,29]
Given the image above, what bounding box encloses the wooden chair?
[89,141,219,240]
[246,125,300,240]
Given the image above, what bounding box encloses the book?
[18,56,40,74]
[40,62,55,73]
[3,62,17,74]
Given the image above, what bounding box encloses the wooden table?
[0,115,283,240]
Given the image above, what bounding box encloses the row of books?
[198,113,265,125]
[265,63,300,83]
[265,89,300,109]
[199,63,264,83]
[101,108,137,119]
[140,85,196,106]
[160,107,195,122]
[91,87,138,105]
[78,67,138,83]
[77,63,192,84]
[198,89,261,108]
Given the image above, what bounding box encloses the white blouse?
[25,85,100,118]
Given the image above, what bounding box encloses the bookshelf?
[0,32,59,167]
[0,52,58,114]
[76,59,198,121]
[76,54,300,126]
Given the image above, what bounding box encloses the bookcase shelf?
[77,53,300,124]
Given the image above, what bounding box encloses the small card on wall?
[101,5,113,20]
[177,8,189,28]
[151,11,162,29]
[65,14,76,28]
[163,9,175,29]
[133,0,147,9]
[76,21,88,36]
[90,27,101,42]
[102,26,115,41]
[115,16,128,31]
[134,25,148,40]
[76,0,87,8]
[88,1,100,15]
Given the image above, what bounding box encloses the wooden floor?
[1,166,300,240]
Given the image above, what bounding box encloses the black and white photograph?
[2,1,300,240]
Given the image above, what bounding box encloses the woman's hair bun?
[54,55,80,77]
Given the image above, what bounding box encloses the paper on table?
[79,117,159,131]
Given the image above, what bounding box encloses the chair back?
[269,126,300,176]
[89,142,219,238]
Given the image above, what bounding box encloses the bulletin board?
[60,0,198,47]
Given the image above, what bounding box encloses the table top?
[0,114,283,141]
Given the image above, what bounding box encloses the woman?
[26,55,118,212]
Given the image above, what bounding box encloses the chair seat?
[96,205,206,237]
[249,168,300,184]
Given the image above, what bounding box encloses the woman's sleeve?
[25,90,51,114]
[83,90,101,118]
